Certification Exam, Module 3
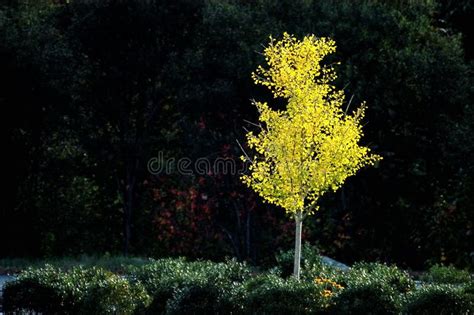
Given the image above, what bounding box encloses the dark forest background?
[1,0,473,270]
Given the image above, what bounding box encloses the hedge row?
[3,258,473,314]
[3,266,150,314]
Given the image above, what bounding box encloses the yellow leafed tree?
[241,33,382,279]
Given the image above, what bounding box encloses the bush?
[421,264,472,285]
[328,263,411,315]
[165,282,221,314]
[165,280,243,314]
[404,284,474,315]
[275,244,340,280]
[190,258,253,283]
[130,258,252,314]
[275,243,321,277]
[6,258,472,314]
[0,255,155,274]
[241,273,331,314]
[79,269,150,314]
[130,258,201,314]
[463,280,474,296]
[329,282,403,315]
[341,262,415,293]
[3,265,150,314]
[3,266,69,314]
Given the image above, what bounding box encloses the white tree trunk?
[293,211,303,280]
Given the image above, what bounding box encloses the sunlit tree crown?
[242,33,382,214]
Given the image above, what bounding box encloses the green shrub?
[276,243,321,277]
[328,263,411,315]
[165,280,243,315]
[130,258,201,314]
[3,265,82,313]
[421,264,472,285]
[190,258,253,283]
[78,269,150,314]
[0,255,154,274]
[3,265,150,314]
[329,281,403,315]
[341,262,415,293]
[275,244,340,280]
[404,284,474,315]
[463,280,474,295]
[241,273,330,314]
[462,281,474,313]
[130,258,251,314]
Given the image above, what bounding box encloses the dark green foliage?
[275,244,340,280]
[2,265,151,314]
[0,0,472,270]
[342,262,415,293]
[131,258,204,314]
[328,262,413,315]
[165,280,243,315]
[404,284,474,315]
[3,257,473,314]
[421,264,473,284]
[241,273,328,314]
[463,281,474,296]
[2,266,68,313]
[330,282,403,315]
[79,272,150,315]
[0,255,154,274]
[130,258,252,314]
[275,244,321,277]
